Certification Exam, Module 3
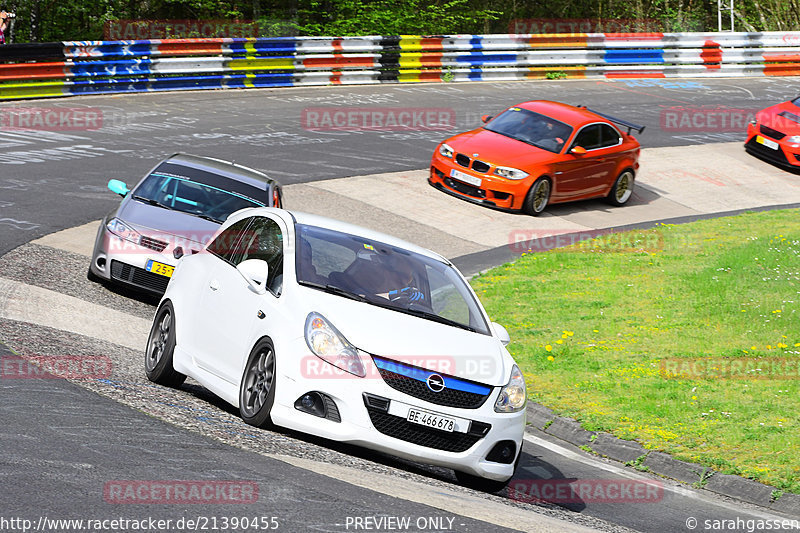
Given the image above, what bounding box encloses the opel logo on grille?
[426,374,445,392]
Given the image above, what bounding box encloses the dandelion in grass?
[547,355,554,362]
[545,344,552,352]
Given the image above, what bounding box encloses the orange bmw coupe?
[429,101,644,216]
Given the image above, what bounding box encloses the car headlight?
[304,312,366,377]
[438,143,454,158]
[106,218,142,244]
[495,364,526,413]
[786,135,800,143]
[493,166,529,180]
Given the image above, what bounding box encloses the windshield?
[792,96,800,106]
[295,223,490,335]
[485,107,573,153]
[133,162,266,223]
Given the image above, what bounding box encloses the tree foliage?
[2,0,798,43]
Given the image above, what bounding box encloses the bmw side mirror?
[570,146,587,155]
[108,179,130,197]
[237,259,269,295]
[492,322,511,346]
[481,114,492,123]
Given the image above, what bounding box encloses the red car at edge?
[745,96,800,169]
[429,100,644,216]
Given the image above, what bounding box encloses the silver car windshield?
[295,224,490,335]
[485,107,573,153]
[134,168,265,223]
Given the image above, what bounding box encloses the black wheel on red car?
[523,177,551,216]
[606,169,635,207]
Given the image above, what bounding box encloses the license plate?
[146,259,174,278]
[450,169,482,187]
[756,135,779,150]
[407,408,456,432]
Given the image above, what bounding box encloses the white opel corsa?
[145,207,527,490]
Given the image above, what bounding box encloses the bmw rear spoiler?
[579,106,646,135]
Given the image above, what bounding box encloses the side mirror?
[237,259,269,294]
[570,146,587,155]
[492,322,511,346]
[108,179,130,197]
[481,114,493,123]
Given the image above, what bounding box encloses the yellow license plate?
[756,135,779,150]
[146,259,174,278]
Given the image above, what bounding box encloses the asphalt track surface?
[2,78,800,532]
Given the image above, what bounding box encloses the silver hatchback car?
[88,153,283,295]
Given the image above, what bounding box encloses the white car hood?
[305,290,509,386]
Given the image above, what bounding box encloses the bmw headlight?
[106,218,142,244]
[304,312,366,377]
[493,166,529,180]
[495,364,526,412]
[787,135,800,143]
[438,143,454,158]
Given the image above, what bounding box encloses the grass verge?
[472,209,800,493]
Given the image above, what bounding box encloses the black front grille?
[445,177,484,198]
[375,367,491,409]
[365,406,486,452]
[139,236,168,252]
[110,260,169,293]
[471,160,490,173]
[760,124,786,140]
[455,153,471,167]
[746,137,790,166]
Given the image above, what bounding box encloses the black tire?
[239,338,277,428]
[522,177,551,216]
[606,169,635,206]
[87,265,101,283]
[144,301,186,387]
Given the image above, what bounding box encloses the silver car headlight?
[438,143,454,158]
[106,217,142,245]
[495,364,526,412]
[304,312,366,377]
[493,166,529,180]
[786,135,800,143]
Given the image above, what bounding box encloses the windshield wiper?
[399,306,478,333]
[190,213,224,224]
[133,195,171,210]
[299,281,370,303]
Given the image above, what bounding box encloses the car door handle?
[209,279,220,291]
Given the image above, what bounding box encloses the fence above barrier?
[1,31,799,100]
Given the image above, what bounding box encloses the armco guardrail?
[1,32,800,100]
